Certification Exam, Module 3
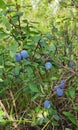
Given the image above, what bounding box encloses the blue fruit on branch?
[56,88,63,96]
[44,100,51,109]
[15,53,21,62]
[20,50,29,59]
[45,62,52,70]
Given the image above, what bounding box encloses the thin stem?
[9,89,18,119]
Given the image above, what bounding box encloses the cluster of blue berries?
[54,80,65,96]
[15,50,29,62]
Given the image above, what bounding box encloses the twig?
[32,33,42,59]
[48,57,78,76]
[7,15,22,35]
[9,89,18,119]
[35,68,45,88]
[15,1,21,28]
[32,42,39,59]
[0,100,10,119]
[41,120,50,130]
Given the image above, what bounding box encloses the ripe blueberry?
[54,86,58,91]
[44,100,51,109]
[20,50,29,59]
[68,61,75,68]
[59,83,65,89]
[45,62,52,70]
[15,53,21,62]
[56,88,63,96]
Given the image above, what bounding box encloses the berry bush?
[0,0,78,130]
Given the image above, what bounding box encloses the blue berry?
[56,88,63,96]
[69,61,75,67]
[15,53,21,62]
[54,86,58,91]
[59,83,65,89]
[44,100,51,109]
[45,62,52,70]
[20,50,29,59]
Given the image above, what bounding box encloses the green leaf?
[65,128,72,130]
[0,79,3,82]
[48,46,56,52]
[5,61,15,67]
[16,12,23,17]
[60,1,67,7]
[31,93,40,101]
[14,63,20,74]
[0,107,6,126]
[12,17,18,25]
[45,33,52,39]
[68,86,75,99]
[0,56,3,65]
[62,56,69,61]
[22,60,31,66]
[32,62,38,67]
[31,36,41,42]
[29,83,39,92]
[0,70,3,76]
[27,67,33,74]
[37,117,44,125]
[0,0,6,9]
[31,93,45,101]
[39,40,46,47]
[0,32,7,39]
[73,105,78,112]
[23,19,28,23]
[53,114,60,121]
[40,85,45,94]
[2,16,11,30]
[63,111,76,125]
[0,66,4,69]
[0,107,5,118]
[49,108,57,116]
[10,42,18,58]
